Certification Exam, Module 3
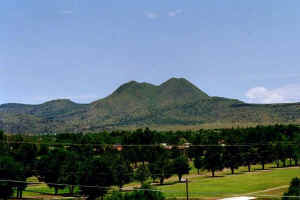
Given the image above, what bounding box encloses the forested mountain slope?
[1,78,300,134]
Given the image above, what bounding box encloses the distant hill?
[1,78,300,134]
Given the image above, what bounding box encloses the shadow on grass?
[254,168,272,171]
[159,181,182,186]
[203,175,225,178]
[239,170,253,173]
[225,172,245,176]
[269,166,292,169]
[24,189,81,198]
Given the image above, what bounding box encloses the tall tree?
[202,147,224,177]
[172,155,191,182]
[36,148,67,194]
[112,155,133,189]
[223,146,242,174]
[241,147,257,172]
[149,150,173,185]
[201,131,224,177]
[79,156,115,200]
[58,151,81,195]
[0,130,7,153]
[13,143,37,178]
[0,156,25,200]
[134,165,151,186]
[0,130,4,141]
[193,156,202,175]
[257,143,274,170]
[274,143,288,168]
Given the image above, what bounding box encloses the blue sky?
[1,0,300,104]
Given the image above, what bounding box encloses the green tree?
[36,148,67,194]
[0,156,25,200]
[38,144,49,156]
[193,156,202,175]
[257,143,274,170]
[202,147,224,177]
[105,183,165,200]
[0,130,7,153]
[223,146,242,174]
[282,177,300,200]
[274,143,288,168]
[58,151,81,195]
[13,143,37,178]
[149,152,173,185]
[241,147,257,172]
[134,165,151,186]
[0,130,4,141]
[291,136,300,166]
[172,155,191,182]
[200,132,224,177]
[79,156,115,200]
[112,155,133,189]
[192,136,204,175]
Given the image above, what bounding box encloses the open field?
[18,164,298,200]
[155,165,299,199]
[12,177,79,199]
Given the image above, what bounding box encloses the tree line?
[1,124,300,199]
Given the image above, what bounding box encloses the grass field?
[155,165,299,199]
[15,164,298,200]
[13,177,78,199]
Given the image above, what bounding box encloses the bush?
[105,190,165,200]
[105,184,165,200]
[282,177,300,200]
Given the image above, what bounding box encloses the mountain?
[1,78,300,134]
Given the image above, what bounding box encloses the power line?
[1,141,299,147]
[0,179,111,189]
[0,179,161,192]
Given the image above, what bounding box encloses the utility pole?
[186,178,189,200]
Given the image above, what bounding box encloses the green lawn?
[156,167,300,199]
[23,185,73,195]
[14,177,79,198]
[12,163,299,199]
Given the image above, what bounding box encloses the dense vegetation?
[2,78,300,134]
[283,177,300,200]
[1,125,300,199]
[105,185,165,200]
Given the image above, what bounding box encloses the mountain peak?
[109,78,209,100]
[163,77,189,83]
[160,77,198,88]
[112,80,156,96]
[159,77,209,99]
[43,99,75,105]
